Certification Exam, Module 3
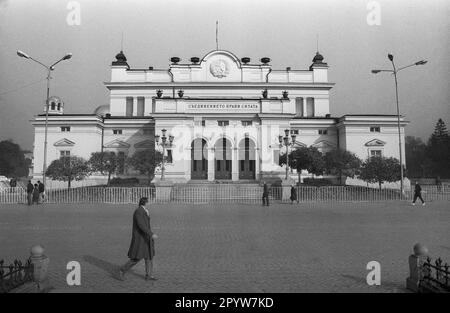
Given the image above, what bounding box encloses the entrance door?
[191,139,207,180]
[215,138,232,180]
[239,138,256,180]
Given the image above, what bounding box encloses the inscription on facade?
[186,103,259,113]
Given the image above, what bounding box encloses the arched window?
[57,103,61,110]
[51,102,56,110]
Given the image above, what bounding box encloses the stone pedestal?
[154,180,174,202]
[406,243,429,292]
[29,245,51,291]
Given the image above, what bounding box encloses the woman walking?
[118,197,158,281]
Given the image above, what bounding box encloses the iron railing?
[420,257,450,293]
[0,185,449,204]
[0,259,34,293]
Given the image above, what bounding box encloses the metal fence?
[420,257,450,293]
[0,184,449,204]
[0,259,34,293]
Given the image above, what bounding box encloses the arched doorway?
[239,138,256,179]
[215,138,232,180]
[191,138,208,180]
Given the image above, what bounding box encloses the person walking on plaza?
[118,197,158,281]
[32,183,40,205]
[262,181,270,206]
[290,185,298,204]
[26,180,34,205]
[38,181,45,203]
[412,182,425,206]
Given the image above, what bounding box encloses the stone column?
[232,147,239,181]
[207,148,215,181]
[302,97,307,117]
[132,97,137,116]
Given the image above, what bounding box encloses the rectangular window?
[60,150,70,160]
[291,130,299,135]
[117,151,126,174]
[241,120,252,127]
[202,120,206,127]
[113,129,123,135]
[306,97,315,117]
[137,97,145,116]
[60,126,71,132]
[295,98,304,117]
[370,126,381,133]
[318,129,328,135]
[126,97,133,117]
[218,120,229,127]
[370,150,382,157]
[273,149,280,165]
[167,150,173,164]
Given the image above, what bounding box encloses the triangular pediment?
[293,141,307,148]
[54,138,75,147]
[104,139,130,148]
[312,140,336,149]
[134,140,154,149]
[365,139,386,147]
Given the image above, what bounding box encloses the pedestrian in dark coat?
[262,181,270,206]
[412,182,425,206]
[118,197,157,281]
[26,180,34,205]
[38,181,45,203]
[32,184,40,204]
[290,185,298,204]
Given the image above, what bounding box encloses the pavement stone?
[0,200,449,293]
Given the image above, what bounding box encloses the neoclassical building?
[31,49,408,187]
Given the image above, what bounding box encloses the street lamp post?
[155,129,174,181]
[279,129,297,180]
[372,54,427,195]
[17,50,72,189]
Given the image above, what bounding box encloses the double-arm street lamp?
[17,50,72,188]
[155,129,174,181]
[279,129,297,180]
[372,54,427,195]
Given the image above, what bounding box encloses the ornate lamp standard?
[372,55,427,195]
[155,129,174,181]
[279,129,297,180]
[17,50,72,188]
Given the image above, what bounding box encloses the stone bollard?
[29,245,50,291]
[406,243,429,292]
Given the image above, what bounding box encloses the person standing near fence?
[412,182,425,206]
[290,185,298,204]
[118,197,158,281]
[262,181,270,206]
[38,181,45,203]
[32,183,40,205]
[26,180,33,205]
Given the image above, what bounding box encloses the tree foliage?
[0,140,29,178]
[126,149,163,185]
[425,119,450,177]
[359,156,401,189]
[88,151,118,185]
[324,148,362,184]
[280,146,325,182]
[45,156,90,188]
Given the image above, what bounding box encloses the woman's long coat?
[127,206,155,260]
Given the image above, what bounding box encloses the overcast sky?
[0,0,449,150]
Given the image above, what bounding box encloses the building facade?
[31,49,408,188]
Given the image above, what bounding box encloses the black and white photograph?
[0,0,449,304]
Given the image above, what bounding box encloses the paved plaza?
[1,200,449,293]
